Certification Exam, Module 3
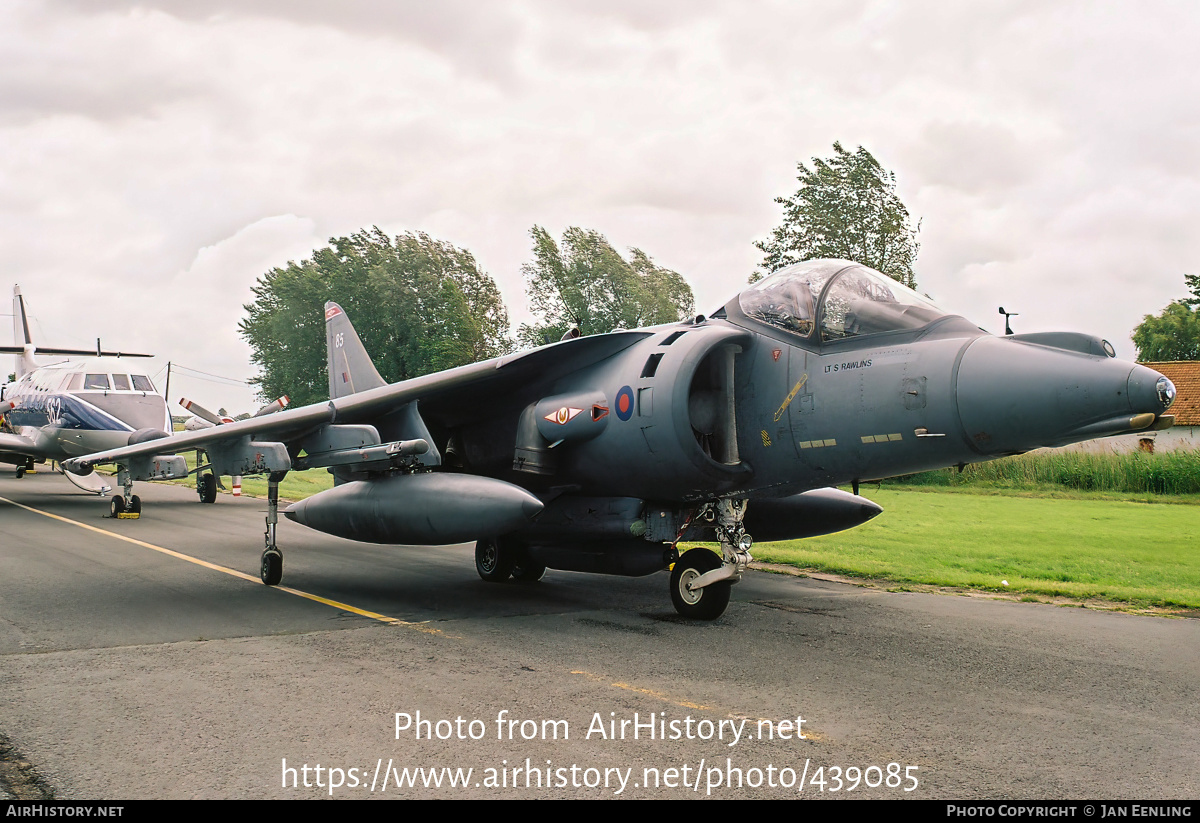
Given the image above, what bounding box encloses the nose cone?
[956,336,1172,455]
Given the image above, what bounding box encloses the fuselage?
[478,261,1174,505]
[2,358,170,461]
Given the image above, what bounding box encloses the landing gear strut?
[669,498,751,620]
[260,471,286,585]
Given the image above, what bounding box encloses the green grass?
[751,488,1200,610]
[888,449,1200,495]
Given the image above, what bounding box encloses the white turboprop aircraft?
[0,285,176,510]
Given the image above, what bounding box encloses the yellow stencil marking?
[0,495,456,636]
[773,373,809,422]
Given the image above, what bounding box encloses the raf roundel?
[615,386,634,421]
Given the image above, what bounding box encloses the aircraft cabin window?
[112,374,131,391]
[84,374,110,390]
[68,373,84,391]
[131,375,155,392]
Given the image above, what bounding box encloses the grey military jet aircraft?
[0,285,174,506]
[65,260,1177,618]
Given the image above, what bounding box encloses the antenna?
[998,307,1019,336]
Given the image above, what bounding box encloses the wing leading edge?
[65,328,652,475]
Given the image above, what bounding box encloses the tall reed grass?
[887,449,1200,495]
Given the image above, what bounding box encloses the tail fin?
[325,302,386,399]
[12,285,37,380]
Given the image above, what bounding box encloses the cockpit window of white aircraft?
[131,375,155,392]
[112,374,130,391]
[67,373,84,391]
[740,260,950,343]
[84,374,110,390]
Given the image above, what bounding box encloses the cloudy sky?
[4,1,1198,413]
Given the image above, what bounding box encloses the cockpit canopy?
[736,260,950,344]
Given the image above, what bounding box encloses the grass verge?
[751,488,1200,612]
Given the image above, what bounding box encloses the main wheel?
[110,495,125,517]
[475,537,515,582]
[15,467,24,479]
[260,549,283,585]
[511,562,547,583]
[198,473,217,504]
[669,549,730,620]
[127,495,141,515]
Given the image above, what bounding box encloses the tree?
[241,228,512,406]
[754,142,920,288]
[518,226,695,347]
[1133,275,1200,361]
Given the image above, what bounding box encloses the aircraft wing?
[65,330,652,473]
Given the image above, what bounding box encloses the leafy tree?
[1182,273,1200,309]
[518,226,695,347]
[1133,275,1200,361]
[754,142,920,287]
[241,228,512,406]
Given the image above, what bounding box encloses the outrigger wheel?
[260,550,283,586]
[198,473,217,504]
[670,548,731,620]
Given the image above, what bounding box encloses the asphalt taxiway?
[1,470,1197,799]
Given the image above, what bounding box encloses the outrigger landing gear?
[198,472,217,504]
[260,471,286,585]
[669,498,752,620]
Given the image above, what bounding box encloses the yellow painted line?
[0,495,455,636]
[570,670,827,741]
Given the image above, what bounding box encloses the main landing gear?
[108,470,141,519]
[668,499,752,620]
[475,537,546,584]
[260,471,286,586]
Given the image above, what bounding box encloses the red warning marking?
[772,349,781,362]
[325,305,343,320]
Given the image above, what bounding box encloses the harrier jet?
[66,260,1177,618]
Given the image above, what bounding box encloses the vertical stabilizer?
[325,302,386,399]
[12,285,37,380]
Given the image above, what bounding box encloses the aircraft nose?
[955,337,1170,456]
[1127,365,1176,414]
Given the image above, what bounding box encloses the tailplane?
[325,302,386,399]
